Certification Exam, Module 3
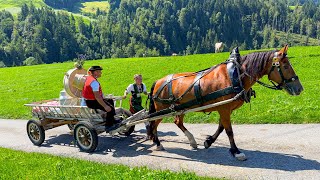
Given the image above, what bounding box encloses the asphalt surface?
[0,119,319,179]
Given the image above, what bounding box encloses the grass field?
[78,1,110,14]
[0,0,45,9]
[0,147,216,179]
[289,5,302,11]
[0,0,45,14]
[0,0,108,19]
[0,46,319,123]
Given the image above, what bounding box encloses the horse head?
[267,45,304,96]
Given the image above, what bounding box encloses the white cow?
[215,42,223,53]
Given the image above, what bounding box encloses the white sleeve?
[125,84,134,94]
[90,81,100,92]
[143,83,147,92]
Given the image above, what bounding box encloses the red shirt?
[82,76,102,100]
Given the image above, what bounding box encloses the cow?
[215,42,223,53]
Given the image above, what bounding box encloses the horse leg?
[219,110,246,161]
[174,115,197,149]
[150,119,165,151]
[204,119,224,149]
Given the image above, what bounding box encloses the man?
[82,66,116,128]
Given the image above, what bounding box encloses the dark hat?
[88,66,103,71]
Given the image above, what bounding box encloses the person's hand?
[104,105,112,112]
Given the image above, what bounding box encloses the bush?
[0,61,6,68]
[23,57,42,66]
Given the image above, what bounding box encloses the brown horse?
[147,45,303,161]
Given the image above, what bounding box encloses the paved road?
[0,119,319,179]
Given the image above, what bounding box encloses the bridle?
[257,52,299,90]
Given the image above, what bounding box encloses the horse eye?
[284,66,289,69]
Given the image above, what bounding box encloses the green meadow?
[0,147,216,179]
[0,46,319,123]
[0,0,45,14]
[0,0,45,9]
[0,0,109,17]
[78,1,110,14]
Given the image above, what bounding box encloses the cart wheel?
[74,122,98,153]
[67,124,75,130]
[119,125,135,136]
[26,120,45,146]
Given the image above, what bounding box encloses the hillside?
[0,0,109,16]
[0,0,45,14]
[0,46,319,124]
[1,0,320,68]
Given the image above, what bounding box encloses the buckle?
[272,61,280,66]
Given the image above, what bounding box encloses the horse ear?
[278,44,289,58]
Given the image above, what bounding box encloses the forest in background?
[0,0,320,67]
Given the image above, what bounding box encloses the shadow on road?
[39,131,319,172]
[160,146,320,172]
[41,131,155,156]
[43,134,75,148]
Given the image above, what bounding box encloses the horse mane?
[240,51,275,78]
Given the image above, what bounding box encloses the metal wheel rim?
[28,123,40,142]
[76,126,93,149]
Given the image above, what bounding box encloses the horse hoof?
[155,144,165,151]
[204,141,211,149]
[190,143,198,149]
[235,153,247,161]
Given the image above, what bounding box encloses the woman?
[123,74,148,113]
[123,74,150,135]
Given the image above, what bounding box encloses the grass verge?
[0,147,218,179]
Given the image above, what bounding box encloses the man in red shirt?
[82,66,116,128]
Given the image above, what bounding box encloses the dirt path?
[0,119,319,179]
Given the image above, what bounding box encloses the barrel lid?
[63,68,87,97]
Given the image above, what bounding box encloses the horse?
[215,42,223,53]
[147,45,303,161]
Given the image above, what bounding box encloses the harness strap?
[153,66,217,104]
[174,67,215,101]
[194,71,205,105]
[257,80,282,90]
[153,74,174,104]
[175,86,241,111]
[277,66,285,81]
[167,74,174,100]
[284,75,298,83]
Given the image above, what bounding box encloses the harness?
[152,59,246,112]
[257,52,299,90]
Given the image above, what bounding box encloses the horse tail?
[148,81,157,115]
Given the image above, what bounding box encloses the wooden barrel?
[73,74,88,90]
[63,68,87,97]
